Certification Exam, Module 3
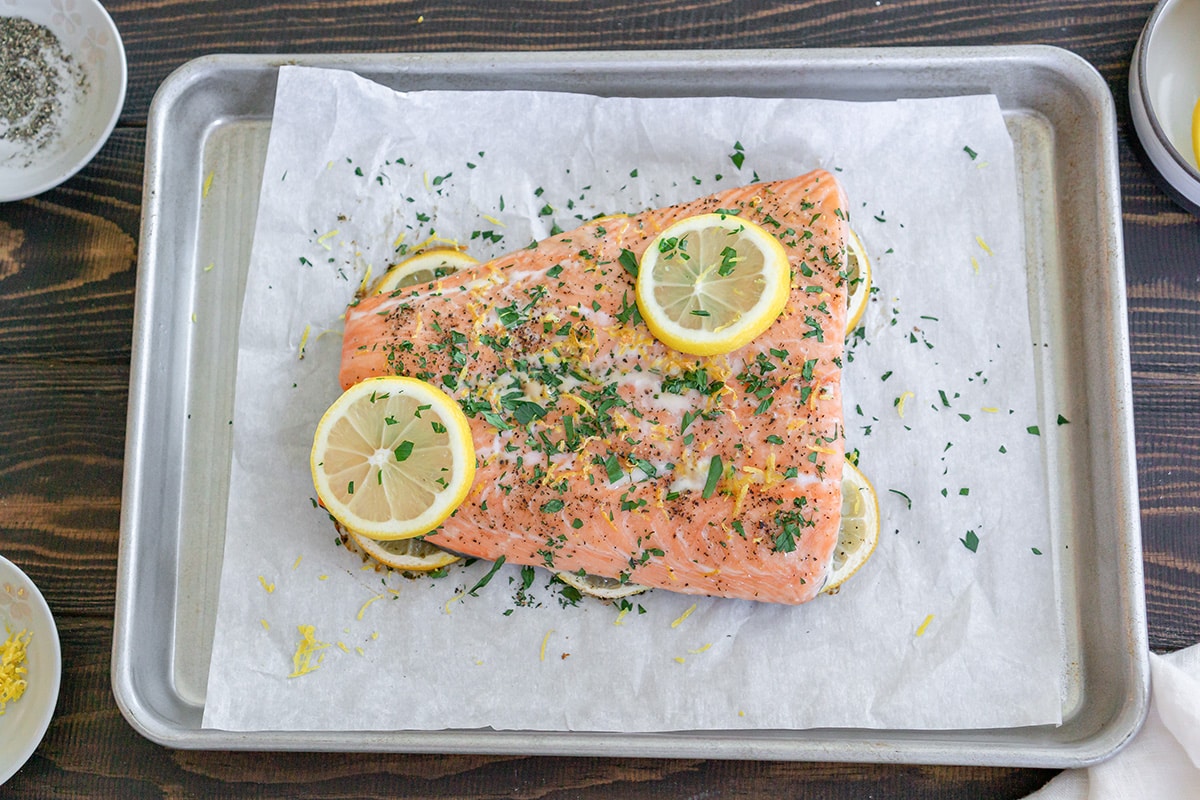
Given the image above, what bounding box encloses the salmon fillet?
[340,171,848,604]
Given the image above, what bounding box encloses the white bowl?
[0,554,61,786]
[1130,0,1200,213]
[0,0,127,202]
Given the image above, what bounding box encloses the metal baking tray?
[114,48,1147,765]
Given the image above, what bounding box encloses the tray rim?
[113,45,1148,766]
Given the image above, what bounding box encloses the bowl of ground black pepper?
[0,0,126,202]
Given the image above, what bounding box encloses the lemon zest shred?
[287,625,330,678]
[316,229,339,249]
[298,324,311,360]
[688,642,714,654]
[203,262,215,272]
[201,171,214,198]
[613,608,630,626]
[897,391,914,418]
[738,710,746,717]
[982,406,999,413]
[356,646,365,656]
[411,234,461,251]
[673,656,686,664]
[670,603,698,629]
[336,641,349,654]
[916,614,935,637]
[482,214,505,226]
[318,574,329,581]
[807,445,837,455]
[259,619,269,630]
[392,232,406,249]
[257,575,275,594]
[443,591,464,614]
[540,629,555,662]
[976,235,993,256]
[371,631,379,640]
[357,593,386,621]
[190,312,197,324]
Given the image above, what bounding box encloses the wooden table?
[1,1,1196,796]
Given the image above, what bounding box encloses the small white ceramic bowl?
[0,554,61,787]
[0,0,127,202]
[1130,0,1200,213]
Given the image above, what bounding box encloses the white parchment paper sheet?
[202,66,1063,732]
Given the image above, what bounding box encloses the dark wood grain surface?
[2,0,1197,796]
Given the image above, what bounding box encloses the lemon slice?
[555,571,648,600]
[373,248,478,295]
[311,377,476,540]
[346,529,461,572]
[821,460,880,595]
[635,213,791,356]
[844,228,872,334]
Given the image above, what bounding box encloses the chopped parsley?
[960,530,980,552]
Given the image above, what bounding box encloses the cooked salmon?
[340,171,848,604]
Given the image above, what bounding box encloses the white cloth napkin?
[1027,643,1200,799]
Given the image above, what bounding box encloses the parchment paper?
[202,66,1064,732]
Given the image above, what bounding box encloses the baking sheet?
[202,67,1061,734]
[114,48,1147,765]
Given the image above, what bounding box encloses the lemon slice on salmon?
[635,213,791,356]
[821,461,880,595]
[311,377,476,541]
[844,228,872,334]
[344,529,461,572]
[373,248,478,295]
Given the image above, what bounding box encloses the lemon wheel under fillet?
[844,228,872,334]
[821,461,880,595]
[372,248,478,295]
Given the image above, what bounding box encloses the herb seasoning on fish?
[0,15,87,165]
[341,173,851,604]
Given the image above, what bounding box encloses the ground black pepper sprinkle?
[0,15,88,164]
